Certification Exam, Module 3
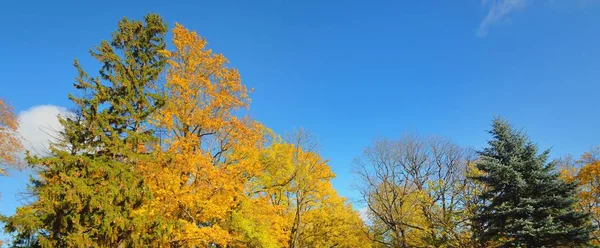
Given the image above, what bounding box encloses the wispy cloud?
[478,0,527,37]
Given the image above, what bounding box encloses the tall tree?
[2,14,168,247]
[473,118,592,247]
[0,98,23,175]
[137,23,276,247]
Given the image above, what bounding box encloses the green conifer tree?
[473,118,592,247]
[1,14,168,247]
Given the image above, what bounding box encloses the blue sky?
[1,0,600,234]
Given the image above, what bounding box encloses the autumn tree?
[282,131,336,248]
[298,191,368,247]
[420,138,479,247]
[0,98,23,176]
[0,98,23,248]
[136,23,283,247]
[559,146,600,245]
[354,135,477,247]
[473,118,592,247]
[2,14,169,247]
[259,130,370,248]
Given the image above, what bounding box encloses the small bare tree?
[354,134,479,247]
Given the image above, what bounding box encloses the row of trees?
[0,14,597,247]
[0,15,367,247]
[355,121,595,247]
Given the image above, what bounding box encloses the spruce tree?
[1,14,168,247]
[473,118,592,247]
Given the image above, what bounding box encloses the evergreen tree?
[473,118,592,247]
[1,14,168,247]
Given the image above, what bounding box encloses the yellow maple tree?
[137,23,285,247]
[258,131,370,248]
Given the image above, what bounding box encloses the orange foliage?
[0,98,23,175]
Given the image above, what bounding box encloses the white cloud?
[18,105,69,156]
[478,0,527,37]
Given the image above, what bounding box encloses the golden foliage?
[1,22,369,247]
[259,137,370,248]
[561,149,600,245]
[138,24,291,247]
[137,25,369,247]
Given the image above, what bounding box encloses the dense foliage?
[0,15,367,248]
[472,119,591,247]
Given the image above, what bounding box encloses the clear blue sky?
[1,0,599,229]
